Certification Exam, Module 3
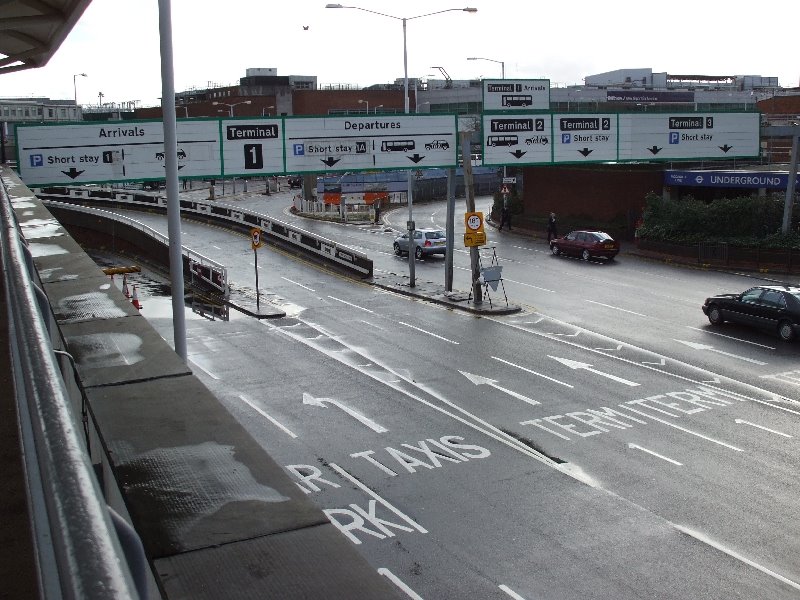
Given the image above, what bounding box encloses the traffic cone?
[122,274,130,298]
[131,285,142,310]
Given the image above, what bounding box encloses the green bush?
[638,192,800,248]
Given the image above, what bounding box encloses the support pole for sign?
[460,131,482,304]
[254,248,260,311]
[407,171,415,287]
[782,131,799,235]
[157,0,187,361]
[445,168,456,292]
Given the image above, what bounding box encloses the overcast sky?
[2,0,797,108]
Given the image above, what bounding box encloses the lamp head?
[325,3,344,7]
[463,8,477,12]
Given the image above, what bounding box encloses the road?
[103,190,800,599]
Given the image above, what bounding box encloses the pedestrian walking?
[498,205,511,231]
[547,212,557,241]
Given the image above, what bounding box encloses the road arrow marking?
[628,443,683,465]
[303,393,388,433]
[460,371,540,406]
[673,339,767,365]
[549,356,640,386]
[735,419,792,438]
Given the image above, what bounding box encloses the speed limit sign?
[250,227,263,250]
[464,211,485,233]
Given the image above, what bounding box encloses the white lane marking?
[674,339,767,365]
[303,393,388,433]
[620,405,743,452]
[487,312,797,404]
[460,371,540,406]
[330,464,427,533]
[585,300,648,317]
[504,278,556,293]
[628,443,683,466]
[398,321,459,344]
[328,295,375,313]
[211,245,221,250]
[687,326,776,349]
[189,358,220,380]
[238,394,297,438]
[675,525,800,592]
[550,356,640,387]
[377,568,424,600]
[249,262,263,270]
[271,321,556,467]
[735,419,792,438]
[281,276,315,292]
[493,356,574,388]
[499,584,527,599]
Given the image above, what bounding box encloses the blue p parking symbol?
[293,143,305,156]
[30,154,44,167]
[669,132,680,145]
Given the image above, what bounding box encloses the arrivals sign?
[482,79,550,111]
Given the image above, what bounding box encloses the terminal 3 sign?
[481,111,760,166]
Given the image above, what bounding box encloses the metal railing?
[1,182,144,599]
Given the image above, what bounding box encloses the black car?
[287,176,302,189]
[702,285,800,342]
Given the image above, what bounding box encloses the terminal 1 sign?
[15,110,761,186]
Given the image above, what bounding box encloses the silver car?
[393,228,447,259]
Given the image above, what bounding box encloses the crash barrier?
[41,200,229,297]
[35,187,373,278]
[0,182,146,599]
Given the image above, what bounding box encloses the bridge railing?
[1,180,145,599]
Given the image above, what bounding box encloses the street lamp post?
[326,3,477,287]
[358,99,369,113]
[467,56,505,79]
[468,56,507,197]
[262,105,275,116]
[374,104,383,114]
[212,100,252,116]
[73,72,87,105]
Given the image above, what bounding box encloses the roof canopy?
[0,0,91,75]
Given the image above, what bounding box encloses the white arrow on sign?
[673,340,767,365]
[302,393,388,433]
[459,371,540,406]
[549,356,640,387]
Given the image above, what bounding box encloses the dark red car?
[550,230,620,261]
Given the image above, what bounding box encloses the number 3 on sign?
[251,227,263,250]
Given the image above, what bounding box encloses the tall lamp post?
[326,3,477,287]
[358,99,369,113]
[73,72,87,105]
[468,56,507,193]
[212,100,252,116]
[467,56,504,79]
[374,104,383,114]
[262,105,275,116]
